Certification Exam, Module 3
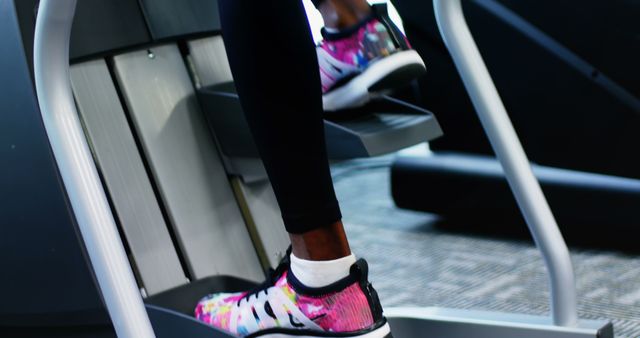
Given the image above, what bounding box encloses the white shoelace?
[228,286,323,335]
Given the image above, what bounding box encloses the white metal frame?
[383,2,612,336]
[432,0,577,326]
[33,0,155,337]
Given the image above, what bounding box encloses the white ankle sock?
[289,253,356,288]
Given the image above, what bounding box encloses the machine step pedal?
[197,82,442,161]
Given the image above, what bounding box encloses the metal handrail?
[433,0,578,327]
[33,0,156,336]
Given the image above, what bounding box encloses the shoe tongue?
[267,247,292,282]
[274,270,290,287]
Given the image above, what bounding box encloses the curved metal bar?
[432,0,578,327]
[33,0,156,336]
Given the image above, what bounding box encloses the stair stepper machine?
[31,0,612,337]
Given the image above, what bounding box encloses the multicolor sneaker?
[195,256,391,338]
[318,4,426,111]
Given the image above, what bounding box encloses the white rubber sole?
[322,50,426,111]
[256,322,392,338]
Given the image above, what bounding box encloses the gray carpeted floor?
[331,158,640,338]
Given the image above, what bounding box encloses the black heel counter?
[351,259,384,323]
[371,3,410,50]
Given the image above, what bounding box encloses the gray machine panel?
[187,36,290,268]
[112,44,263,281]
[187,37,268,181]
[187,36,233,88]
[231,180,290,268]
[138,0,221,40]
[70,59,188,295]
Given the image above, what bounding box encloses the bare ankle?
[319,0,372,30]
[289,220,351,260]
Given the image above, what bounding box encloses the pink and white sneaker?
[318,4,426,111]
[195,257,391,338]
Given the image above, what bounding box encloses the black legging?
[218,0,341,234]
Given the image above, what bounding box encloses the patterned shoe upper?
[195,259,383,337]
[317,4,411,94]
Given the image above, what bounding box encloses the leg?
[193,1,410,336]
[217,0,349,261]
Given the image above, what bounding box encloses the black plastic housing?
[391,153,640,251]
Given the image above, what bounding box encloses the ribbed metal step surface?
[197,82,442,161]
[338,114,427,134]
